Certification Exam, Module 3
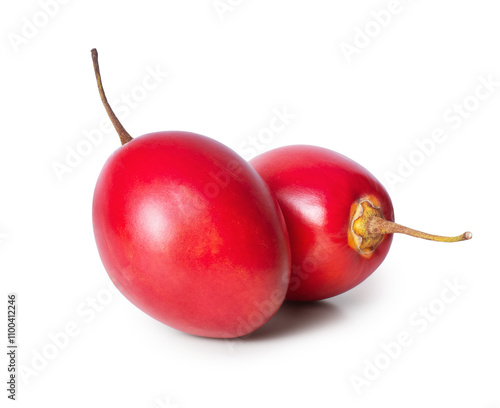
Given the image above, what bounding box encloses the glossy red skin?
[250,145,394,301]
[93,131,291,338]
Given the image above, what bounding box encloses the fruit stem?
[91,48,133,146]
[369,216,473,243]
[349,199,472,256]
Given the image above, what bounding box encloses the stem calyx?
[349,198,472,257]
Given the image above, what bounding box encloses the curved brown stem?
[91,49,133,146]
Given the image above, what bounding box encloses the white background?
[1,0,499,407]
